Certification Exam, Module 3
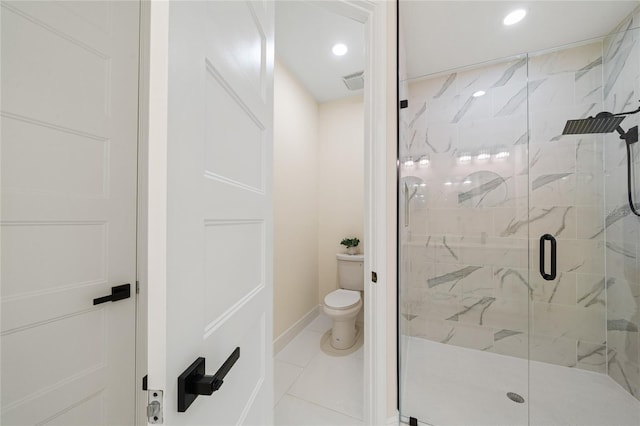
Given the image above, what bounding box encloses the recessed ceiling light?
[473,90,486,97]
[332,43,348,56]
[503,9,527,26]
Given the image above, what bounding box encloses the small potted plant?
[340,237,360,255]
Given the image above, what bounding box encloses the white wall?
[273,59,320,339]
[317,96,365,302]
[274,59,365,339]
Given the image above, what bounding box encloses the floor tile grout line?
[274,328,325,407]
[280,347,325,402]
[281,393,364,422]
[275,314,364,423]
[274,358,304,369]
[274,360,304,407]
[273,358,308,369]
[275,328,326,367]
[284,353,364,421]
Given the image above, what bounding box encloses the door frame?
[135,1,394,425]
[135,0,152,424]
[328,2,395,425]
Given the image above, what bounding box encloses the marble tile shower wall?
[603,14,640,400]
[400,42,609,373]
[527,42,607,373]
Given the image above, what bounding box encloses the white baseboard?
[273,305,320,354]
[386,413,399,425]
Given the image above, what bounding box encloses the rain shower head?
[561,106,640,218]
[562,112,626,135]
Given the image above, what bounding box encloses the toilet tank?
[336,253,364,291]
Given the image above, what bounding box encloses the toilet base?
[330,317,357,349]
[323,298,362,350]
[321,325,363,356]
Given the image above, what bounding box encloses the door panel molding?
[141,1,392,424]
[1,2,140,424]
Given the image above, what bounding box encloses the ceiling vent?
[342,71,364,91]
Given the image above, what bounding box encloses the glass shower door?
[398,54,531,425]
[398,8,640,426]
[526,24,640,426]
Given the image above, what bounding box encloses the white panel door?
[146,1,274,424]
[1,1,139,425]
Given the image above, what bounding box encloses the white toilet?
[323,253,364,349]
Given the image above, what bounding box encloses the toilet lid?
[324,289,360,309]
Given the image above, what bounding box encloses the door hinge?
[371,271,377,283]
[147,389,163,424]
[142,374,147,391]
[400,99,408,109]
[136,281,140,294]
[409,416,418,426]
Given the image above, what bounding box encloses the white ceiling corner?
[274,1,640,99]
[275,1,366,103]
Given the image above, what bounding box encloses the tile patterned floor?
[274,319,640,425]
[274,314,364,425]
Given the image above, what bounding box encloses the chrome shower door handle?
[539,234,557,281]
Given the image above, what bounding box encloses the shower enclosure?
[398,10,640,426]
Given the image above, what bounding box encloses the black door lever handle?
[93,283,131,305]
[178,347,241,412]
[190,375,223,396]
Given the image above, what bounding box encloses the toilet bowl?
[323,253,364,349]
[323,289,362,349]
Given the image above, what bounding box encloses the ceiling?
[401,1,640,80]
[275,1,365,103]
[274,1,640,100]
